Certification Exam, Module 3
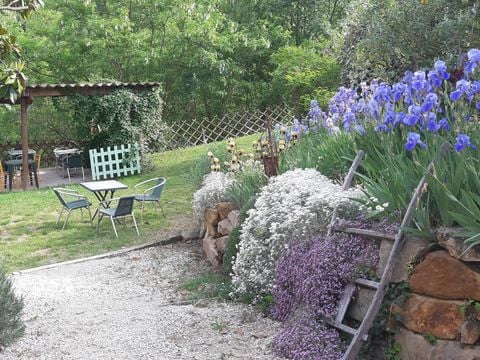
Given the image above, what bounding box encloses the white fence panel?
[89,143,141,181]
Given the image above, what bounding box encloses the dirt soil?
[2,240,280,360]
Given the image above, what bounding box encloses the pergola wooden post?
[20,96,33,190]
[5,81,160,191]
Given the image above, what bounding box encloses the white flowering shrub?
[193,172,234,222]
[231,168,360,296]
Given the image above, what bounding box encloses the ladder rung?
[335,283,356,323]
[354,278,380,290]
[332,225,396,241]
[327,320,368,342]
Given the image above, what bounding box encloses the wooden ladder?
[326,151,434,360]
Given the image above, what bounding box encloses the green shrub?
[223,226,241,274]
[279,132,356,183]
[0,261,24,349]
[226,160,267,220]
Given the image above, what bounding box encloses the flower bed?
[231,168,360,297]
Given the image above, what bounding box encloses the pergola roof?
[10,80,161,190]
[24,81,161,99]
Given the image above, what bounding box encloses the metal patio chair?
[62,153,85,182]
[96,196,140,238]
[133,177,166,222]
[53,187,93,230]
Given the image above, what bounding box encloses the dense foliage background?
[0,0,479,142]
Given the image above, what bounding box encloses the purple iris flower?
[428,60,450,88]
[450,80,471,101]
[426,113,440,132]
[412,71,426,91]
[368,99,380,120]
[395,112,406,126]
[421,93,438,112]
[439,118,450,131]
[476,102,480,110]
[355,124,366,135]
[472,81,480,95]
[403,71,414,84]
[403,105,422,126]
[457,79,471,92]
[428,70,443,88]
[467,48,480,63]
[356,98,368,113]
[308,101,323,122]
[464,61,477,75]
[454,134,477,152]
[374,83,392,103]
[392,82,405,102]
[383,110,396,125]
[434,60,448,73]
[405,132,426,152]
[450,89,463,101]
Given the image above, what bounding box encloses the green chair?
[53,188,93,230]
[133,177,166,221]
[97,196,140,238]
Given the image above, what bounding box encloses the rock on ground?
[2,240,280,360]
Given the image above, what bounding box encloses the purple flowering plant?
[304,49,480,241]
[270,234,378,359]
[307,49,480,154]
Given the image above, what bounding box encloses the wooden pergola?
[9,82,160,190]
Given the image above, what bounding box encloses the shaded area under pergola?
[3,82,160,190]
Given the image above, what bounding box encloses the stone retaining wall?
[348,229,480,358]
[200,202,240,266]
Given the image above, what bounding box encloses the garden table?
[54,148,80,174]
[8,148,36,160]
[4,159,39,191]
[80,180,128,219]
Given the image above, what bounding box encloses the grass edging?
[11,232,189,275]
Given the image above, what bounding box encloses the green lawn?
[0,135,258,272]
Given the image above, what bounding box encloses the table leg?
[91,190,116,220]
[8,166,13,191]
[91,191,105,220]
[33,163,39,188]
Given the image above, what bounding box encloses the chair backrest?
[66,154,83,168]
[150,177,166,199]
[53,188,68,207]
[114,196,135,217]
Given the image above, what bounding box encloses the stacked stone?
[392,228,480,359]
[347,228,480,359]
[201,202,240,266]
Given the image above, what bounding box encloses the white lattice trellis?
[166,106,294,149]
[89,143,141,180]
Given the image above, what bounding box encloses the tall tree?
[340,0,480,84]
[0,0,43,102]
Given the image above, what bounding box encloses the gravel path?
[2,240,280,360]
